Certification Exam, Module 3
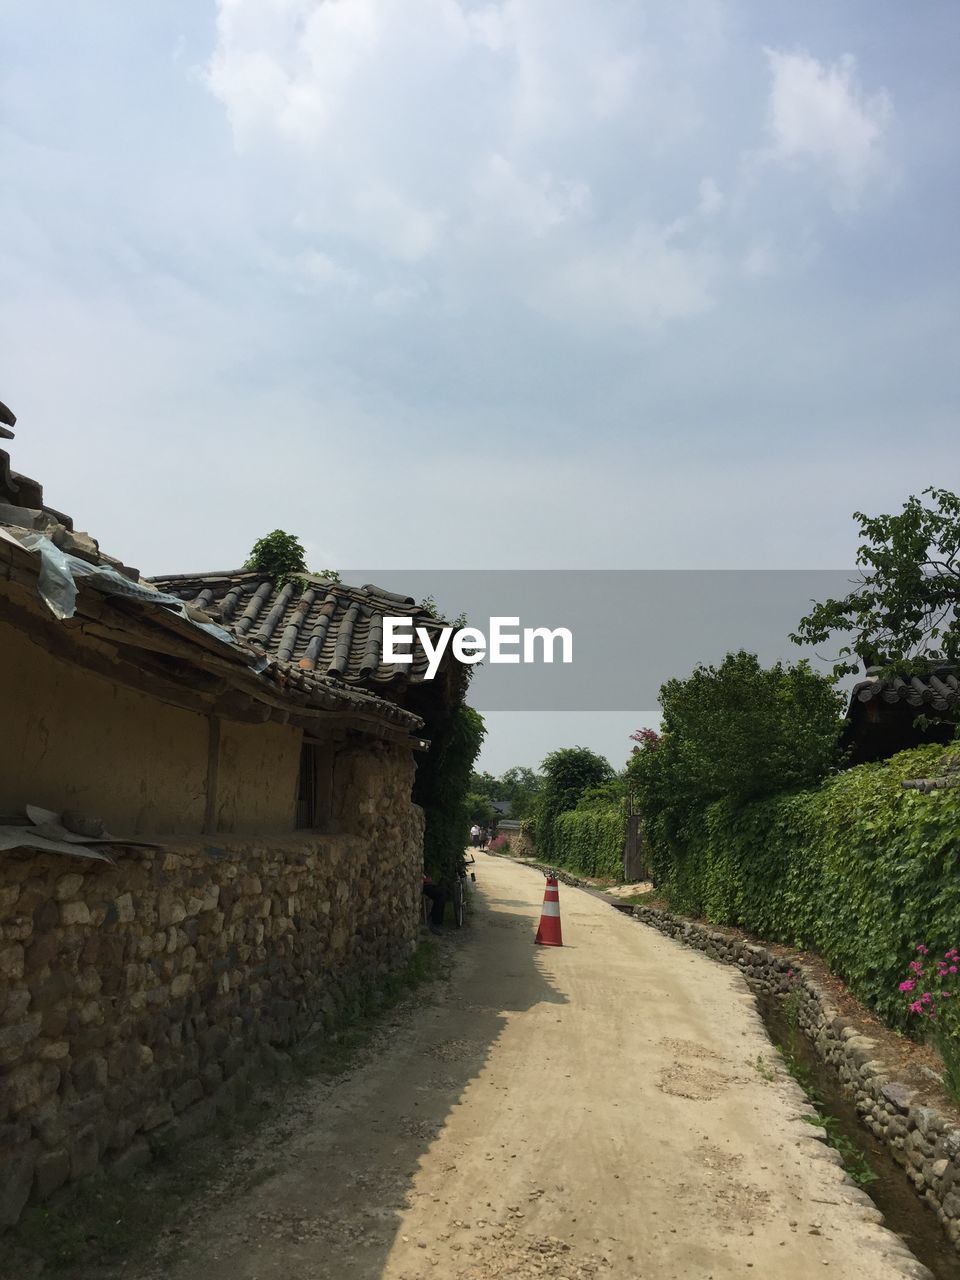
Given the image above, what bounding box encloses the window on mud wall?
[296,737,335,829]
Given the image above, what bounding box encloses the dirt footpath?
[134,853,930,1280]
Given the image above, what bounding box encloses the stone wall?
[632,905,960,1254]
[0,743,424,1227]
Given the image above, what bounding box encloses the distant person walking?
[470,823,481,848]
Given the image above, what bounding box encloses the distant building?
[842,665,958,765]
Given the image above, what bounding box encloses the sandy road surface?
[137,853,929,1280]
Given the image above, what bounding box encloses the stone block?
[171,1079,203,1113]
[72,1055,108,1095]
[0,944,24,981]
[70,1124,100,1180]
[158,897,186,927]
[109,1137,151,1181]
[170,973,193,999]
[141,1101,174,1132]
[0,1139,39,1226]
[0,1015,41,1055]
[0,1063,42,1115]
[60,901,91,927]
[26,930,61,971]
[33,1146,70,1199]
[174,1098,216,1143]
[55,874,84,902]
[115,892,135,923]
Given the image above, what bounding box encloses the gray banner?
[344,570,859,711]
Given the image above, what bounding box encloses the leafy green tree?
[497,765,543,818]
[465,791,497,827]
[468,771,499,801]
[629,650,844,840]
[245,529,340,585]
[535,747,614,855]
[468,765,544,818]
[418,704,486,887]
[791,488,960,677]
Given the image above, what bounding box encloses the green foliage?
[417,704,486,888]
[628,650,844,842]
[465,790,497,827]
[535,746,614,855]
[648,743,960,1028]
[244,529,340,585]
[553,806,625,878]
[791,487,960,678]
[468,764,543,819]
[245,529,307,580]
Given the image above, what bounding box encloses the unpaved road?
[135,853,929,1280]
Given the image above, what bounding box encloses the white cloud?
[742,240,777,278]
[535,225,717,329]
[697,176,724,215]
[470,153,591,237]
[763,49,893,209]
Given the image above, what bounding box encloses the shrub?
[553,807,625,878]
[648,744,960,1026]
[629,650,844,843]
[534,747,614,855]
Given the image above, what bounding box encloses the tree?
[535,747,614,854]
[418,704,487,887]
[791,488,960,678]
[628,650,844,838]
[467,765,544,818]
[497,765,543,818]
[465,791,497,827]
[245,530,307,580]
[244,529,340,585]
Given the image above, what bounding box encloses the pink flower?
[950,967,958,975]
[909,960,924,975]
[899,979,916,992]
[910,1000,924,1013]
[921,992,934,1004]
[917,944,930,955]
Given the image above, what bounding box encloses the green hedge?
[648,744,960,1023]
[552,807,625,878]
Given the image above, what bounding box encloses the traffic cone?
[535,874,563,947]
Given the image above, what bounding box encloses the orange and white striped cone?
[535,874,563,947]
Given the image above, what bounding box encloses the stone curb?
[631,903,960,1257]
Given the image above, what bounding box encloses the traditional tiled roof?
[851,666,960,712]
[0,404,424,737]
[150,571,444,688]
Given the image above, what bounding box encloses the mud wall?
[0,617,303,836]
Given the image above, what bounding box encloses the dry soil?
[131,852,931,1280]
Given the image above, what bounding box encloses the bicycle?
[453,853,477,928]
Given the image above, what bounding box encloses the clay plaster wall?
[0,618,305,837]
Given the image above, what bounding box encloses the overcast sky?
[3,2,959,772]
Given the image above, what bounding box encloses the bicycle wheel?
[453,876,465,928]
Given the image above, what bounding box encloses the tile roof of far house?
[149,570,444,687]
[851,666,959,712]
[0,403,423,736]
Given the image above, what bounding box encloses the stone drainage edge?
[630,903,960,1261]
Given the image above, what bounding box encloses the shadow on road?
[109,860,567,1280]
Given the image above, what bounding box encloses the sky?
[2,1,959,773]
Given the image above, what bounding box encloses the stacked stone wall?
[0,747,424,1227]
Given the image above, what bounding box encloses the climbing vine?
[415,703,486,889]
[647,743,960,1027]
